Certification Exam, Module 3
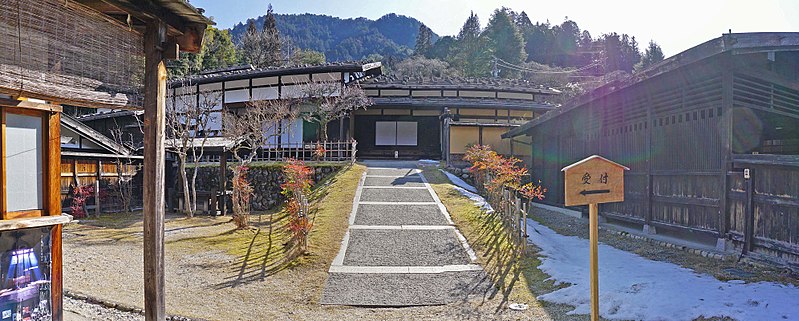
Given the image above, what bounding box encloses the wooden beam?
[48,112,62,216]
[719,61,734,240]
[0,98,62,113]
[51,224,63,321]
[143,20,167,321]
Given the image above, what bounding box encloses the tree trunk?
[190,149,200,215]
[231,164,251,228]
[319,121,328,142]
[178,156,193,217]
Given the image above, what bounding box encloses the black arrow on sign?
[580,189,610,196]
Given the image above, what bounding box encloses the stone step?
[343,229,471,266]
[354,204,449,226]
[320,271,493,306]
[359,188,433,203]
[366,168,420,177]
[363,176,425,187]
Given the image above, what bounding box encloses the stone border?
[599,228,731,260]
[65,290,206,321]
[329,264,483,274]
[419,171,479,262]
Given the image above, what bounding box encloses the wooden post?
[143,21,167,321]
[219,151,227,216]
[744,168,754,254]
[94,179,100,216]
[589,203,600,321]
[562,155,628,321]
[95,160,101,216]
[50,224,63,321]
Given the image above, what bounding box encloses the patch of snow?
[439,169,477,193]
[525,219,799,320]
[439,169,493,213]
[417,159,440,166]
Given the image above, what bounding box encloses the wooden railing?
[201,140,358,164]
[472,174,530,255]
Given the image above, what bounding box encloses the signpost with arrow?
[562,155,629,321]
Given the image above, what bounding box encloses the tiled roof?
[170,62,382,86]
[361,75,560,95]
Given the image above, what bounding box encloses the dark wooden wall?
[353,115,441,159]
[527,51,799,266]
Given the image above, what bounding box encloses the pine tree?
[169,26,238,78]
[483,8,527,77]
[264,4,281,62]
[635,40,665,71]
[239,5,283,68]
[451,12,491,77]
[414,24,433,57]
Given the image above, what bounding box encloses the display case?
[0,227,53,321]
[0,102,70,321]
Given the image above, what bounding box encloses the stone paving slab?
[354,204,449,226]
[320,271,493,306]
[366,168,420,177]
[359,188,433,203]
[343,229,471,266]
[363,176,426,187]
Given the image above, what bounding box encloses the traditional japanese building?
[504,32,799,269]
[157,64,560,163]
[358,76,560,161]
[60,114,142,214]
[0,0,212,318]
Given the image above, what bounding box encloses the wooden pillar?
[143,21,167,321]
[95,160,101,216]
[219,151,227,216]
[644,92,654,233]
[743,168,754,254]
[719,63,734,248]
[50,224,63,321]
[47,111,62,320]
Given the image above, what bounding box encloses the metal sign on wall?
[562,155,629,207]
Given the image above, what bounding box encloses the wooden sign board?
[562,155,629,207]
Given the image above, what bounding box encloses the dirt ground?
[63,164,556,320]
[63,163,794,320]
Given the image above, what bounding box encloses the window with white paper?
[5,113,43,212]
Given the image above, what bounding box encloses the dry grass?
[421,167,583,320]
[64,164,368,320]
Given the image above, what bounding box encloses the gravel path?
[321,161,491,306]
[354,204,450,226]
[359,188,434,202]
[344,229,471,266]
[363,176,426,187]
[64,297,142,321]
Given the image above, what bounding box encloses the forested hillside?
[230,13,437,61]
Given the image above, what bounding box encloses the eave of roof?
[502,32,799,139]
[61,114,133,156]
[170,62,383,87]
[371,97,557,112]
[77,110,142,122]
[362,76,561,95]
[154,0,215,26]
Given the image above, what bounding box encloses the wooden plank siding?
[524,50,799,266]
[532,66,726,234]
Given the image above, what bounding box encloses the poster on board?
[0,227,52,321]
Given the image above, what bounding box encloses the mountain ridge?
[230,13,439,62]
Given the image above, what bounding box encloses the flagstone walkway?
[320,161,493,306]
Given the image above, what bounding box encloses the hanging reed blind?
[0,0,144,109]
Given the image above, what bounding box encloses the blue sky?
[190,0,799,57]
